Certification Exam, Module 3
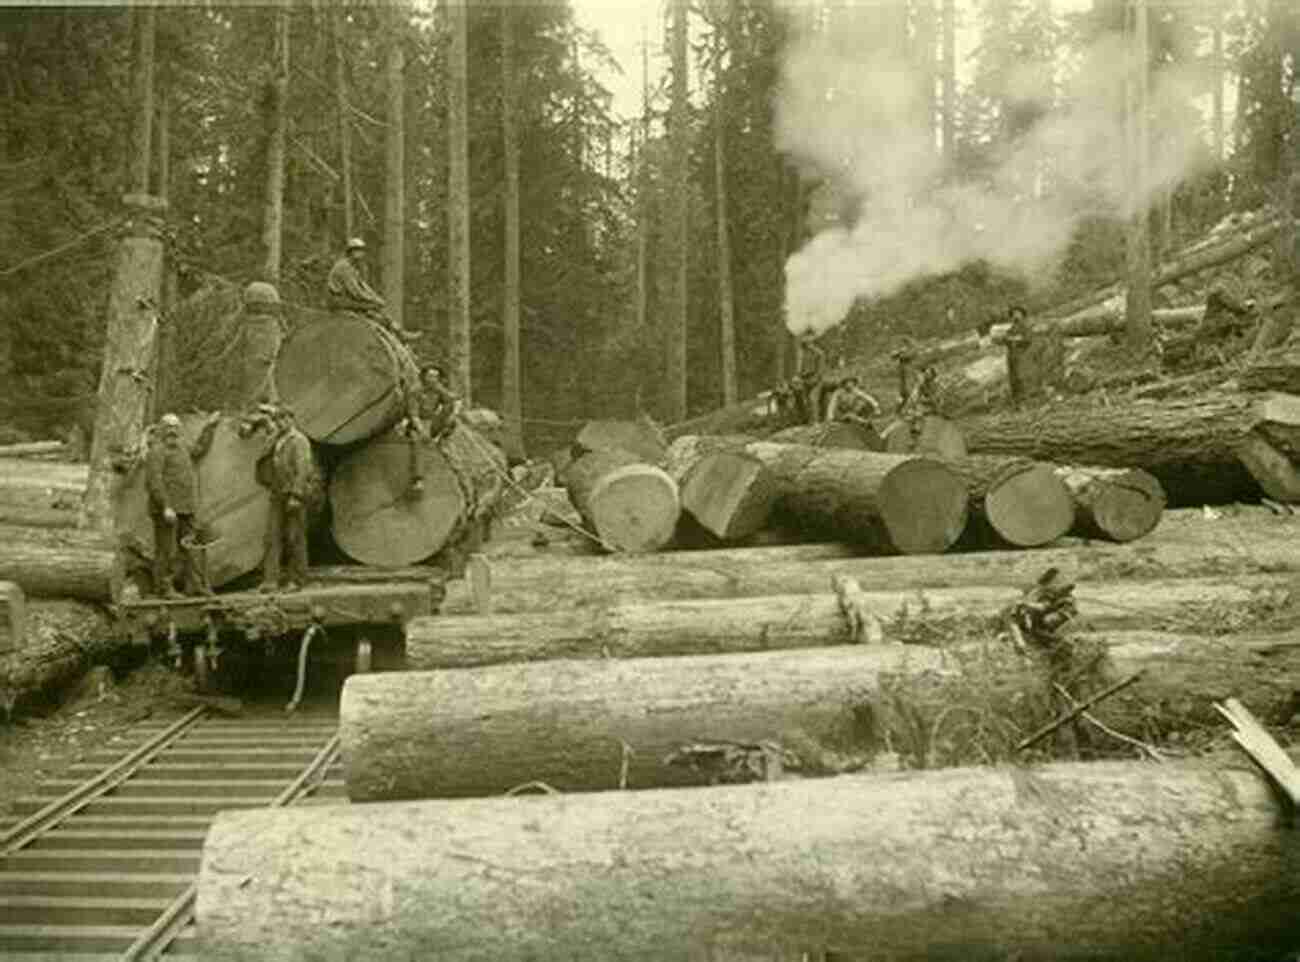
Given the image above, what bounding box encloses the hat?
[243,281,281,307]
[160,413,181,428]
[346,237,366,252]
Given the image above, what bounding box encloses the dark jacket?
[257,427,320,504]
[146,438,198,515]
[327,255,385,311]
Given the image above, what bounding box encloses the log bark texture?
[198,754,1300,962]
[330,422,501,567]
[676,451,776,542]
[440,509,1300,615]
[949,456,1074,547]
[410,574,1289,670]
[1240,346,1300,394]
[573,419,667,463]
[881,415,967,460]
[345,629,1300,802]
[0,457,87,530]
[0,601,115,715]
[342,645,934,799]
[667,436,969,554]
[768,422,882,450]
[963,392,1300,506]
[561,449,679,553]
[1054,465,1166,541]
[0,526,114,602]
[273,311,420,445]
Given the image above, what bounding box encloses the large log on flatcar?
[273,311,420,446]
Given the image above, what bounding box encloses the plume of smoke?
[776,1,1211,339]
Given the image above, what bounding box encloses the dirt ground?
[0,662,188,818]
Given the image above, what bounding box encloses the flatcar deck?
[117,581,440,643]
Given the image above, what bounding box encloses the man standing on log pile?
[254,406,318,594]
[145,413,215,598]
[327,238,422,343]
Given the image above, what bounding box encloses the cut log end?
[877,458,969,554]
[984,462,1075,548]
[588,463,680,553]
[1084,470,1167,541]
[679,452,775,542]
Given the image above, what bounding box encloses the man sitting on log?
[825,376,881,428]
[146,413,215,598]
[327,237,422,343]
[255,406,319,594]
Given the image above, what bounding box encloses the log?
[1054,304,1205,339]
[0,525,114,602]
[272,310,419,445]
[116,414,273,589]
[0,440,66,458]
[1054,465,1166,541]
[0,601,115,716]
[962,392,1300,506]
[675,451,776,542]
[409,574,1290,670]
[560,449,679,553]
[198,753,1300,962]
[950,456,1074,548]
[1240,346,1300,394]
[331,421,505,566]
[767,422,882,450]
[1234,431,1300,503]
[341,645,943,799]
[345,628,1300,801]
[880,415,967,460]
[439,508,1300,615]
[573,419,667,463]
[667,436,969,554]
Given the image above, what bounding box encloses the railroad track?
[0,707,345,960]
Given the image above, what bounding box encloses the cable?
[0,219,120,278]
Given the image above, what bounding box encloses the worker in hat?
[240,281,282,408]
[254,405,319,593]
[145,413,213,598]
[327,238,422,342]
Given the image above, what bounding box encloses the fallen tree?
[441,511,1299,615]
[949,456,1074,548]
[410,573,1290,669]
[331,422,504,566]
[1054,466,1166,542]
[1241,346,1300,394]
[198,750,1300,961]
[273,311,420,446]
[962,391,1300,505]
[666,436,969,554]
[572,419,667,463]
[344,629,1300,801]
[0,600,115,716]
[560,449,680,553]
[0,525,114,602]
[767,422,881,450]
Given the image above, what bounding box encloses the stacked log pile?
[198,495,1300,959]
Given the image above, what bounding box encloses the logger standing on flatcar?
[146,413,214,598]
[256,406,318,594]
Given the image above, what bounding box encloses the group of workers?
[144,237,465,600]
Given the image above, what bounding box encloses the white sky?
[573,0,1149,123]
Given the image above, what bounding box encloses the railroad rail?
[0,707,344,959]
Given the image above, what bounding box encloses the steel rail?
[0,706,208,858]
[119,731,343,962]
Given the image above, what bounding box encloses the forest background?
[0,0,1295,456]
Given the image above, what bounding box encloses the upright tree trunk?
[1124,0,1152,350]
[501,5,523,459]
[447,0,472,400]
[333,8,355,239]
[941,0,956,167]
[80,199,167,537]
[635,27,650,354]
[668,0,689,423]
[915,0,938,157]
[714,12,736,407]
[130,6,155,196]
[382,2,405,332]
[262,5,289,284]
[1211,9,1224,164]
[154,87,173,422]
